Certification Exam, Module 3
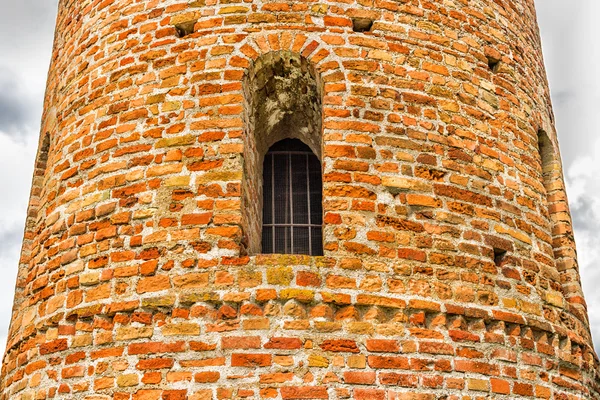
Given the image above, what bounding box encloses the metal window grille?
[262,139,323,256]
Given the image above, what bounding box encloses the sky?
[0,0,598,353]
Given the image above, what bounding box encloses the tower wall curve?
[2,0,599,399]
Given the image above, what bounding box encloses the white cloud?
[0,133,36,221]
[537,0,600,167]
[566,139,600,350]
[536,0,600,351]
[0,131,37,351]
[0,0,59,96]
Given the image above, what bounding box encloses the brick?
[136,358,175,370]
[280,387,328,399]
[343,371,375,385]
[320,339,359,353]
[366,339,399,353]
[491,378,510,394]
[379,373,418,387]
[367,356,409,369]
[137,275,171,293]
[264,338,303,350]
[222,336,261,349]
[194,372,220,383]
[231,354,272,367]
[354,388,385,400]
[39,339,68,355]
[513,382,534,396]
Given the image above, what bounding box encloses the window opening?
[37,133,50,177]
[352,18,374,33]
[487,56,501,73]
[493,248,507,266]
[174,20,197,38]
[537,129,554,193]
[262,139,323,256]
[242,51,323,254]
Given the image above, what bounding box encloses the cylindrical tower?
[2,0,599,399]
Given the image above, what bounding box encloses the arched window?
[37,133,50,178]
[537,129,554,195]
[262,139,323,256]
[241,51,323,255]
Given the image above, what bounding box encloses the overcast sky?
[0,1,598,352]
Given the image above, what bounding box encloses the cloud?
[0,69,30,135]
[565,139,600,350]
[536,0,600,168]
[0,0,59,61]
[536,0,600,351]
[0,0,59,138]
[0,233,20,354]
[0,226,24,261]
[0,131,36,353]
[550,90,575,107]
[0,0,58,355]
[0,132,36,216]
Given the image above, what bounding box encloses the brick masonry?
[2,0,599,399]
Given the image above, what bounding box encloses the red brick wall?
[2,0,599,399]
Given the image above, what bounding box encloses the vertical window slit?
[289,153,294,254]
[487,56,501,73]
[306,154,312,253]
[537,129,554,194]
[493,248,507,266]
[37,133,51,177]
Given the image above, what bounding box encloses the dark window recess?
[262,139,323,256]
[487,56,501,73]
[537,129,554,193]
[37,133,50,176]
[493,248,507,266]
[174,20,197,38]
[352,18,374,33]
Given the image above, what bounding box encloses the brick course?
[2,0,599,399]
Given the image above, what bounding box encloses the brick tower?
[2,0,599,399]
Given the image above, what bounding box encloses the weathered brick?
[231,354,272,367]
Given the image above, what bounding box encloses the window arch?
[262,139,323,255]
[241,51,323,255]
[29,132,51,228]
[537,129,555,194]
[36,133,50,178]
